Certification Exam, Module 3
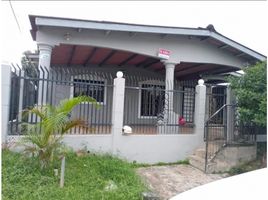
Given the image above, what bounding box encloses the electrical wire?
[9,0,21,33]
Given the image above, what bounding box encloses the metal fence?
[124,76,196,134]
[8,64,197,135]
[8,65,114,135]
[206,84,226,124]
[204,104,264,172]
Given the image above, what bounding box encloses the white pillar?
[1,64,12,143]
[164,62,176,112]
[158,61,179,134]
[38,44,53,69]
[37,44,53,105]
[194,79,207,140]
[111,71,125,154]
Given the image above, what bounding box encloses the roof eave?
[34,17,211,37]
[210,32,266,61]
[30,15,266,62]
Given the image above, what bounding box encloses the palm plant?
[20,96,99,170]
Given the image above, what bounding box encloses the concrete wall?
[210,145,257,172]
[114,134,203,163]
[7,133,204,164]
[37,27,247,68]
[1,64,12,143]
[257,135,267,142]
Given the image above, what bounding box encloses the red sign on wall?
[158,48,171,59]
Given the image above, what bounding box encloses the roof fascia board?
[210,32,266,61]
[35,17,210,36]
[35,17,266,61]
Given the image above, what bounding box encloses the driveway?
[137,164,227,200]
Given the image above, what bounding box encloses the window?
[140,84,165,117]
[182,86,195,123]
[72,78,106,104]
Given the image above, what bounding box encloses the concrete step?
[189,155,205,171]
[194,148,206,158]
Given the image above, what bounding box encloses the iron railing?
[204,104,261,172]
[205,84,226,124]
[8,64,198,135]
[204,104,228,173]
[8,65,114,135]
[123,76,196,134]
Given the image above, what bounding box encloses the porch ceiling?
[51,44,240,80]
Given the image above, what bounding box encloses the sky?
[0,1,267,64]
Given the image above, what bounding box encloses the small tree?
[21,50,38,78]
[228,61,267,126]
[21,96,99,170]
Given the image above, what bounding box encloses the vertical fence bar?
[9,65,15,135]
[15,66,22,134]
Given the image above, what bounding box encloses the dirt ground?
[137,165,228,200]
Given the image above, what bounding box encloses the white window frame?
[138,80,165,119]
[70,74,107,105]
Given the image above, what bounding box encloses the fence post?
[18,70,25,122]
[111,71,125,154]
[226,85,235,142]
[194,79,207,139]
[1,63,12,143]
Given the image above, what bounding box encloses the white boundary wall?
[8,133,204,164]
[1,64,12,143]
[4,70,207,164]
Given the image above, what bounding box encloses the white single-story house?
[1,15,266,169]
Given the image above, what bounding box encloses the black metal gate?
[206,84,226,123]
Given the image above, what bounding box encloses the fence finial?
[198,79,204,85]
[116,71,123,78]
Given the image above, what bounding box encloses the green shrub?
[20,96,99,170]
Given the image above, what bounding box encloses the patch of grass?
[2,150,146,200]
[257,142,267,158]
[132,159,189,168]
[228,159,265,176]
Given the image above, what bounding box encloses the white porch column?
[37,44,53,105]
[164,62,176,112]
[38,43,53,69]
[157,61,179,134]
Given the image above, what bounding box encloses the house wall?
[51,66,193,128]
[36,27,247,68]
